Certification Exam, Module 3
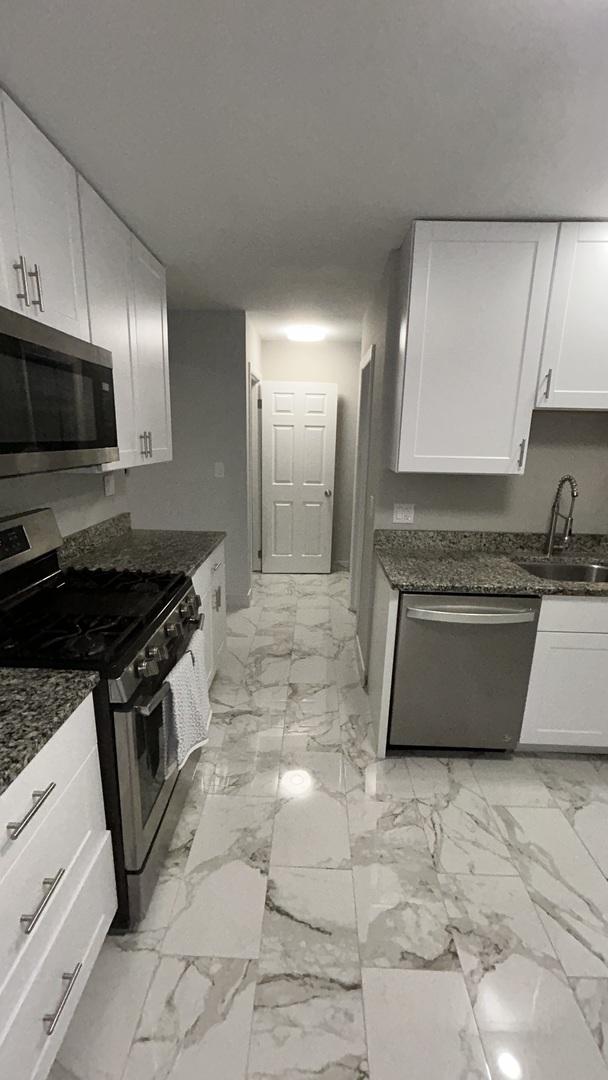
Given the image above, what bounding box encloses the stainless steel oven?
[0,305,118,476]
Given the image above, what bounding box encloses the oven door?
[0,306,118,477]
[114,681,178,872]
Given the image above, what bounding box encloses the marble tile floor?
[51,571,608,1079]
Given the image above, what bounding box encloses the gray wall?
[260,338,361,568]
[128,310,250,608]
[377,411,608,534]
[0,470,128,537]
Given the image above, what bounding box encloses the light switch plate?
[214,462,225,478]
[393,503,415,524]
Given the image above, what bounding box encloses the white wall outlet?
[103,473,116,498]
[214,462,225,478]
[393,503,415,525]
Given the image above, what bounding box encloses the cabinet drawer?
[192,542,225,601]
[0,834,115,1080]
[0,694,97,881]
[538,596,608,634]
[0,747,106,1007]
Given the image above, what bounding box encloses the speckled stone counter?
[375,529,608,597]
[0,669,99,794]
[64,524,226,577]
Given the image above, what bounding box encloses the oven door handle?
[134,682,171,717]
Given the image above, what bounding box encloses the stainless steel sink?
[517,560,608,583]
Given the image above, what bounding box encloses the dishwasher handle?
[406,606,537,626]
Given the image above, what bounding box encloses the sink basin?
[517,560,608,583]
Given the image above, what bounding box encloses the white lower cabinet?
[0,694,116,1079]
[521,598,608,749]
[191,542,227,687]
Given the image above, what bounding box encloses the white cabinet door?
[1,94,88,338]
[79,179,139,469]
[521,631,608,748]
[0,113,19,311]
[130,238,172,463]
[394,220,558,474]
[536,222,608,410]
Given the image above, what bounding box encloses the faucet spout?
[546,475,579,556]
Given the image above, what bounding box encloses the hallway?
[52,572,608,1079]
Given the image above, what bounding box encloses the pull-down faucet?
[546,475,579,556]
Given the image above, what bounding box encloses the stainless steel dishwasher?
[388,594,541,751]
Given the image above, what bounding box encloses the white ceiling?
[2,1,607,333]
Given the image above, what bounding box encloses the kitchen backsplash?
[0,470,129,537]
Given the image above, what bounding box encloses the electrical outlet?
[393,503,415,525]
[103,473,116,498]
[214,462,225,478]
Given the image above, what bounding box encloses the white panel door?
[521,631,608,748]
[79,178,139,469]
[261,381,337,573]
[130,237,172,463]
[395,220,558,474]
[537,222,608,410]
[1,94,89,338]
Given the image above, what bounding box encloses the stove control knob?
[165,622,181,639]
[135,657,160,678]
[147,645,168,662]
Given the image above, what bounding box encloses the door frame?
[349,345,376,613]
[248,370,262,572]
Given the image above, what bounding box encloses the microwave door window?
[27,356,97,447]
[0,337,36,448]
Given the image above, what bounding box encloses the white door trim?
[349,345,375,612]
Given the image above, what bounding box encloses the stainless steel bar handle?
[140,432,147,456]
[43,963,82,1036]
[544,368,553,400]
[28,262,44,310]
[406,607,537,625]
[517,438,526,469]
[147,431,153,457]
[211,561,222,572]
[215,585,222,612]
[134,681,170,717]
[20,867,65,934]
[13,254,30,305]
[7,782,56,840]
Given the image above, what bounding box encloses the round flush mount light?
[285,324,327,342]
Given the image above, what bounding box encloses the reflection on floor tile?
[52,573,608,1080]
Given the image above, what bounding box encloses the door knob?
[324,489,332,497]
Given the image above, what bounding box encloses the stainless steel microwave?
[0,306,118,477]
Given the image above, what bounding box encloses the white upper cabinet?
[0,118,19,310]
[130,238,172,463]
[392,220,558,474]
[0,93,88,338]
[536,222,608,410]
[79,178,139,469]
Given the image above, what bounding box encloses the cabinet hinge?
[258,549,262,559]
[257,398,262,410]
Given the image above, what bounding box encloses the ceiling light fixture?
[285,324,327,342]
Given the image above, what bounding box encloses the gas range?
[0,508,204,929]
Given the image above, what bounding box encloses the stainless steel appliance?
[0,509,202,928]
[389,594,541,751]
[0,306,118,476]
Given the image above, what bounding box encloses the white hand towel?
[164,628,211,770]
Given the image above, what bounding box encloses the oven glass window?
[135,701,171,826]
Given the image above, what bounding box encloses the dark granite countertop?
[65,527,226,577]
[0,669,99,795]
[375,529,608,597]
